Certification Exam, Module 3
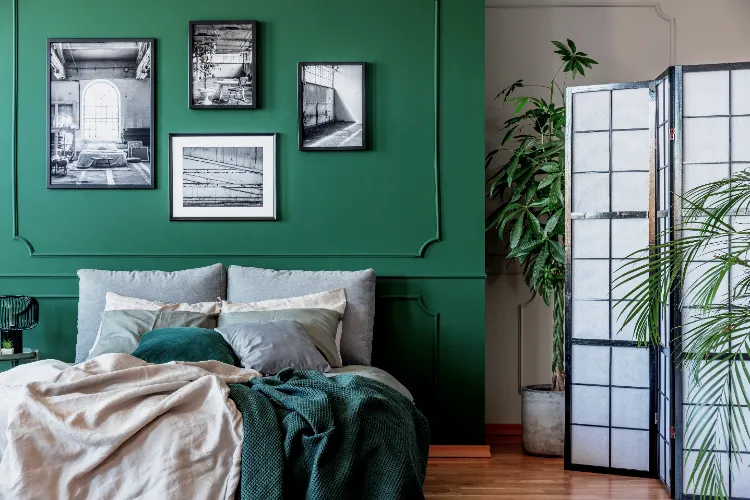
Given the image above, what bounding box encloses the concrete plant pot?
[522,384,564,456]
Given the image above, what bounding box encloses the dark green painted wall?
[0,0,485,444]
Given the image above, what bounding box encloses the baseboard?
[428,445,492,458]
[485,423,522,445]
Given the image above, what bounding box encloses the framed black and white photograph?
[47,38,155,189]
[298,62,366,151]
[189,21,257,109]
[169,133,276,221]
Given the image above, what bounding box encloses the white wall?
[333,65,364,123]
[486,0,750,425]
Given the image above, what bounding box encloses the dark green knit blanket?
[228,369,430,500]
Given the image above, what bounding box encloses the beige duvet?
[0,354,260,500]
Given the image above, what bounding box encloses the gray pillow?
[76,264,226,363]
[88,310,217,360]
[218,308,342,368]
[216,320,331,375]
[227,266,375,365]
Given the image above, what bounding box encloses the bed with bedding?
[76,148,128,168]
[0,265,430,499]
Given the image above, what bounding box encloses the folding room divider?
[565,62,750,500]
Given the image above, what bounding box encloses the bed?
[77,148,128,168]
[0,265,429,500]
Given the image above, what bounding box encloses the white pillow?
[221,288,347,351]
[88,292,221,356]
[104,292,220,315]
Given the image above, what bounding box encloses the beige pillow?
[104,292,221,315]
[221,288,347,351]
[88,292,222,356]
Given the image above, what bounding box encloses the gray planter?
[522,384,564,456]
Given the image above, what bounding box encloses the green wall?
[0,0,486,444]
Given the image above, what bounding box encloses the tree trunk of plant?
[551,282,565,392]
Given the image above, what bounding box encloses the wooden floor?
[423,444,670,499]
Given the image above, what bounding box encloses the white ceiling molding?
[485,1,676,66]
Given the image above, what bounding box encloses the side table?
[0,348,39,368]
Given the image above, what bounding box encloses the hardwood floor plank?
[423,444,670,499]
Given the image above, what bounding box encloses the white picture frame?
[169,133,277,221]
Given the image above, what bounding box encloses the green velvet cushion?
[131,327,239,366]
[87,310,217,360]
[218,308,342,368]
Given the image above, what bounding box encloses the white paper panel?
[660,352,666,391]
[572,219,609,258]
[572,173,610,213]
[573,300,609,340]
[731,116,750,161]
[658,166,667,211]
[611,172,649,212]
[573,132,609,172]
[611,347,649,387]
[572,385,610,426]
[573,91,611,132]
[683,163,729,193]
[683,452,729,495]
[572,260,609,300]
[612,88,650,129]
[657,81,664,124]
[684,117,730,164]
[731,215,750,261]
[659,393,666,435]
[659,439,666,481]
[683,261,729,306]
[610,259,638,301]
[611,219,649,258]
[684,70,729,117]
[731,458,750,498]
[684,405,727,452]
[731,406,750,452]
[682,362,729,404]
[611,387,650,429]
[611,306,636,342]
[612,130,650,171]
[731,69,750,115]
[572,345,610,385]
[571,425,609,467]
[611,429,650,471]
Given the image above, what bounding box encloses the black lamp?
[0,296,39,352]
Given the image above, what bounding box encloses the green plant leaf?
[549,240,565,264]
[510,212,525,249]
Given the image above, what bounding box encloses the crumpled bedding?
[0,354,260,500]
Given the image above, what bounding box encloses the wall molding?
[485,1,676,66]
[379,294,440,391]
[9,0,443,259]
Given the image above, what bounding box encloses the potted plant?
[486,40,597,456]
[1,339,14,355]
[193,39,218,104]
[616,172,750,498]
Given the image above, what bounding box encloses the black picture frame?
[189,21,258,110]
[47,38,156,189]
[298,62,367,151]
[169,132,277,221]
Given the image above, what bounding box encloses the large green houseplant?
[486,40,596,456]
[616,172,750,499]
[486,40,597,392]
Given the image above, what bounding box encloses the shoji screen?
[565,81,656,475]
[678,63,750,499]
[655,70,675,496]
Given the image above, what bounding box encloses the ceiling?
[192,24,253,54]
[55,42,140,63]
